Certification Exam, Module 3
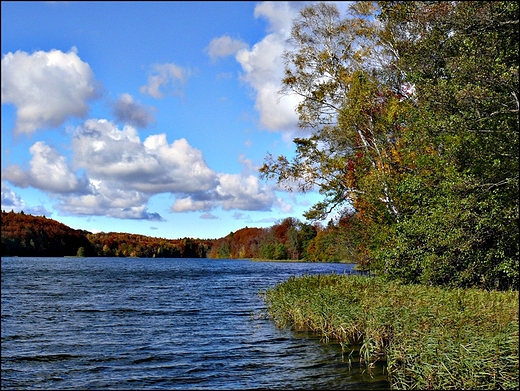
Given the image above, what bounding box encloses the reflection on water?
[1,257,389,390]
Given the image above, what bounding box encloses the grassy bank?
[262,274,519,389]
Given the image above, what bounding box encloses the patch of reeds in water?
[262,274,519,390]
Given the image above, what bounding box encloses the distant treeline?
[1,211,352,262]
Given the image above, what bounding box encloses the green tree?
[374,0,519,289]
[298,222,318,260]
[260,1,518,289]
[217,240,231,258]
[259,242,276,260]
[274,243,288,260]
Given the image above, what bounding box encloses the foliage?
[374,0,519,290]
[2,212,338,262]
[1,211,213,258]
[86,232,213,258]
[1,210,94,257]
[260,1,519,290]
[264,274,519,389]
[208,218,323,261]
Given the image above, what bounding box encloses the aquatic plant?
[263,274,519,389]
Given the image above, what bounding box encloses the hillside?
[1,210,93,257]
[1,211,351,262]
[1,211,215,258]
[85,231,214,258]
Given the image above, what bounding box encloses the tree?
[274,243,288,260]
[373,0,519,289]
[260,2,406,222]
[260,1,518,289]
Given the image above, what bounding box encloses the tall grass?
[262,274,519,389]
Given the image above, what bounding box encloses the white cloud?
[254,1,296,33]
[1,2,335,223]
[112,93,155,128]
[1,182,26,211]
[1,47,101,134]
[217,173,275,211]
[1,182,51,215]
[72,119,218,193]
[206,35,249,62]
[171,172,276,213]
[2,141,89,194]
[55,181,163,220]
[224,2,352,134]
[69,119,282,217]
[2,115,292,220]
[232,2,302,131]
[238,154,258,174]
[171,197,213,213]
[274,196,294,214]
[140,63,191,99]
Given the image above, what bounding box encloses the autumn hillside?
[1,211,215,258]
[1,210,93,257]
[1,210,355,262]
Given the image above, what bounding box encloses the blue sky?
[1,1,346,240]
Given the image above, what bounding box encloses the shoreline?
[263,274,519,390]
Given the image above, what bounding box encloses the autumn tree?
[1,211,93,257]
[260,2,410,224]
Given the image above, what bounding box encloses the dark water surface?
[1,257,389,390]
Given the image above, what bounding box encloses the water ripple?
[1,257,389,390]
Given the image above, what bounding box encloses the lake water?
[1,257,389,390]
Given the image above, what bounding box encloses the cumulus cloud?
[2,116,288,220]
[171,172,276,213]
[1,182,26,211]
[55,180,164,220]
[1,182,51,215]
[70,119,280,218]
[112,93,155,128]
[171,196,213,213]
[2,141,89,194]
[207,2,352,134]
[72,119,218,193]
[239,1,353,133]
[206,35,249,62]
[1,47,101,134]
[140,63,192,99]
[232,2,302,132]
[217,173,275,211]
[1,2,327,222]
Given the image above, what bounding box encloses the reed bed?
[262,274,519,390]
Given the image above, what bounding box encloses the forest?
[1,210,352,262]
[1,210,92,257]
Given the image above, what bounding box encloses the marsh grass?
[262,274,519,389]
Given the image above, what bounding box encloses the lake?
[1,257,389,389]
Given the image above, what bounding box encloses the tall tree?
[261,2,406,222]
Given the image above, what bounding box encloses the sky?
[1,1,349,240]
